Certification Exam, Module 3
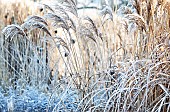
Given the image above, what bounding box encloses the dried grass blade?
[159,84,170,96]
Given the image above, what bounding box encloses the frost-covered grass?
[0,0,170,112]
[0,86,79,112]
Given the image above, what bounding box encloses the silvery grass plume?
[24,15,48,26]
[117,6,132,15]
[84,17,100,38]
[125,13,146,31]
[100,5,113,25]
[2,16,51,40]
[42,0,77,19]
[21,15,51,36]
[55,36,70,52]
[77,16,104,43]
[43,5,76,31]
[78,24,96,43]
[58,0,78,17]
[44,13,68,30]
[43,3,68,19]
[2,24,26,41]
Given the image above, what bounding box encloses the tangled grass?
[0,0,170,111]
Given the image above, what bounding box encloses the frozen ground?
[0,87,79,112]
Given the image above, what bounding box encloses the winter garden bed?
[0,0,170,112]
